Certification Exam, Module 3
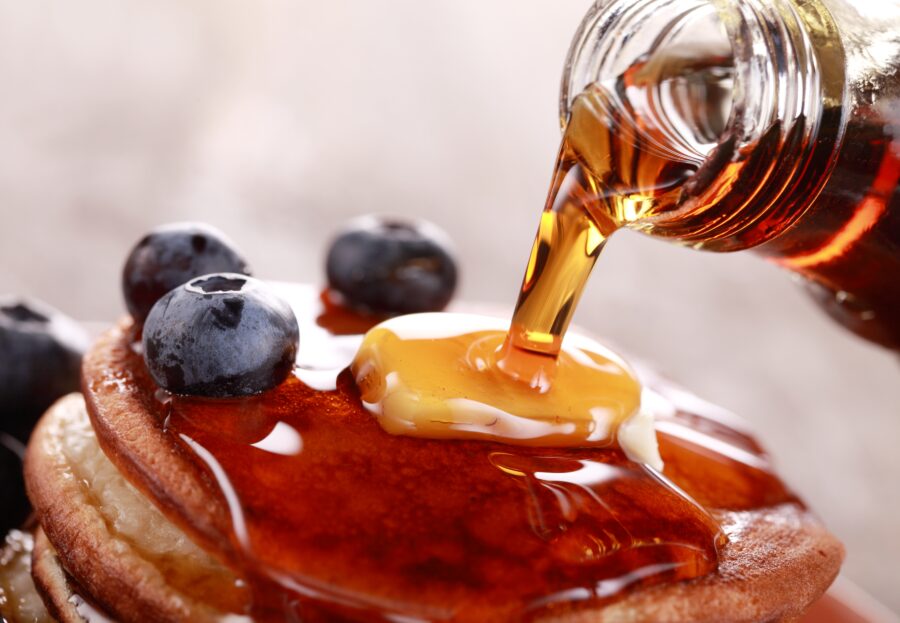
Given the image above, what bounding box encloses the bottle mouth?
[562,0,736,163]
[561,0,846,249]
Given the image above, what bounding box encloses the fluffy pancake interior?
[34,394,245,617]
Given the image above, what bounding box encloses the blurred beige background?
[0,0,897,614]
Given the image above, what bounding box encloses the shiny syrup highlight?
[143,287,795,621]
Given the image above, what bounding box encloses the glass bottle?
[558,0,900,349]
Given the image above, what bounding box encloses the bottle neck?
[562,0,847,251]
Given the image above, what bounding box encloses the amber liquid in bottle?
[759,116,900,349]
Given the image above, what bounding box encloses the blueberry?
[326,216,458,314]
[142,274,299,397]
[0,432,29,532]
[123,223,251,323]
[0,298,89,442]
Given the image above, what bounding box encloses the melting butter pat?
[351,313,662,468]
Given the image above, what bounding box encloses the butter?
[351,313,662,467]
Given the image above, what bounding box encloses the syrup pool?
[128,284,795,621]
[351,313,657,464]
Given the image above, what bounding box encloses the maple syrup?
[74,284,790,622]
[502,79,708,367]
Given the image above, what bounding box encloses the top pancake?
[74,283,842,622]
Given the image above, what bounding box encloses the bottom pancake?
[25,393,842,622]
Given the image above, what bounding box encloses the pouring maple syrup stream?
[354,72,721,446]
[498,79,703,387]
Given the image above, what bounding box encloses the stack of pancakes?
[15,284,842,622]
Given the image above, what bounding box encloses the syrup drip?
[112,284,795,622]
[164,376,723,621]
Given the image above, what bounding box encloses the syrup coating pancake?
[545,505,842,622]
[27,392,842,623]
[64,283,842,622]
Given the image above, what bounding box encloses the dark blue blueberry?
[0,298,89,442]
[122,223,251,323]
[326,216,458,314]
[0,432,29,532]
[142,274,299,397]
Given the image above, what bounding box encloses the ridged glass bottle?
[561,0,900,349]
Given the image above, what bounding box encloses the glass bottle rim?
[559,0,847,249]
